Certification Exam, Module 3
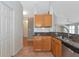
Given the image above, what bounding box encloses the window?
[63,24,79,34]
[78,25,79,34]
[69,25,75,34]
[63,26,69,33]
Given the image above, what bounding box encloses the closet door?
[1,4,10,57]
[6,6,11,57]
[0,3,14,57]
[0,3,1,57]
[9,8,14,56]
[0,3,7,57]
[0,41,1,57]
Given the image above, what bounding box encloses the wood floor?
[15,37,53,57]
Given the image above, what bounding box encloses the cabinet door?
[51,37,62,57]
[33,36,42,51]
[44,15,52,27]
[51,38,55,56]
[42,36,51,51]
[55,39,62,57]
[35,15,43,27]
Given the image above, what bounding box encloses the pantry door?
[0,2,14,57]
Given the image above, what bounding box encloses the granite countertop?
[33,32,54,36]
[59,37,79,49]
[57,37,79,53]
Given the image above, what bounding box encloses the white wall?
[0,2,23,57]
[52,1,79,25]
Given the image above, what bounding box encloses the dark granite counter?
[33,32,51,36]
[57,37,79,53]
[33,32,70,37]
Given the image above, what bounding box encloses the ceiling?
[21,1,50,16]
[21,1,79,24]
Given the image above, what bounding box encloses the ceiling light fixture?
[23,11,28,15]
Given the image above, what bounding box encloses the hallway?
[15,38,53,57]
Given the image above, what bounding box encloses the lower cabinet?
[51,37,62,57]
[33,36,42,51]
[33,36,51,51]
[42,36,51,51]
[33,36,62,56]
[51,38,55,56]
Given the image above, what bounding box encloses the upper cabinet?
[44,15,52,27]
[35,14,52,28]
[35,15,43,27]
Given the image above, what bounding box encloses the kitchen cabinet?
[33,36,52,51]
[44,15,52,27]
[51,37,62,57]
[35,14,52,27]
[35,15,43,27]
[42,36,51,51]
[32,36,42,51]
[51,37,56,56]
[55,39,62,57]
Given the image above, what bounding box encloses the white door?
[0,3,10,57]
[0,2,14,57]
[0,2,1,57]
[9,8,14,56]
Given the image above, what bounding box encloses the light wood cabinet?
[55,42,62,57]
[35,14,52,27]
[51,38,56,56]
[33,36,42,51]
[44,15,52,27]
[35,15,42,27]
[33,36,52,51]
[51,37,62,57]
[42,36,51,51]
